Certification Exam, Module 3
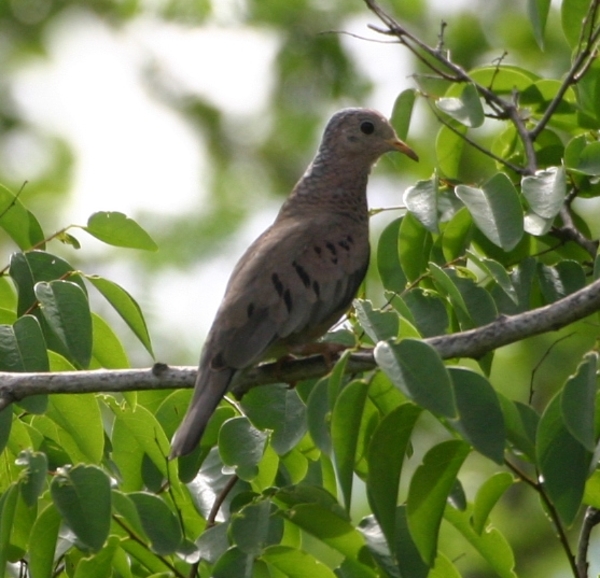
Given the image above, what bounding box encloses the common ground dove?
[170,108,417,458]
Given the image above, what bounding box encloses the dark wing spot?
[247,303,255,317]
[338,240,350,251]
[312,280,320,297]
[271,273,284,297]
[292,261,311,288]
[346,234,354,245]
[283,289,292,312]
[325,242,338,264]
[314,246,322,256]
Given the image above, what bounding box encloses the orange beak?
[388,138,419,162]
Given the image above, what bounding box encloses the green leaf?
[0,315,48,372]
[107,398,173,490]
[213,547,254,578]
[395,506,429,578]
[241,384,306,455]
[472,472,514,535]
[129,492,182,555]
[429,263,471,324]
[354,299,399,343]
[374,339,456,418]
[403,175,439,233]
[391,88,417,140]
[537,392,591,525]
[9,251,85,316]
[86,275,154,357]
[398,289,448,337]
[444,504,517,578]
[467,252,518,304]
[498,395,537,460]
[219,417,268,481]
[35,280,92,369]
[449,368,505,464]
[0,407,11,456]
[398,212,432,282]
[262,545,337,578]
[377,218,407,293]
[91,313,129,369]
[521,167,566,219]
[436,84,484,128]
[538,261,586,303]
[50,465,111,552]
[306,378,332,454]
[561,352,598,451]
[561,0,595,48]
[366,404,422,551]
[28,503,61,578]
[442,209,472,264]
[73,536,120,578]
[436,123,466,179]
[527,0,551,48]
[455,173,523,251]
[407,440,471,564]
[282,503,371,564]
[0,484,18,571]
[84,211,158,250]
[331,380,369,511]
[429,552,462,578]
[0,184,44,250]
[16,450,48,507]
[231,501,283,556]
[46,394,104,463]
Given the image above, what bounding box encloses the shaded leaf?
[35,280,92,369]
[407,440,470,564]
[537,392,591,525]
[374,339,455,418]
[449,368,505,464]
[367,404,422,551]
[50,465,111,552]
[455,173,523,251]
[403,175,439,233]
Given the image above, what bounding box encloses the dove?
[170,108,418,458]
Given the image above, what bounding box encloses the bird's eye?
[360,121,375,135]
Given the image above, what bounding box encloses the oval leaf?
[455,173,523,251]
[521,167,566,219]
[84,211,158,251]
[407,440,471,564]
[35,280,92,369]
[50,465,111,552]
[403,176,439,233]
[374,339,456,418]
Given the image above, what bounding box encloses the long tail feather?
[170,366,235,458]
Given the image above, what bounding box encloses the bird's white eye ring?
[360,121,375,135]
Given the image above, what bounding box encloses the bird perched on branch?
[170,108,418,458]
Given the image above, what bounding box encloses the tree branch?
[3,276,600,407]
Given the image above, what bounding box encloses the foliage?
[1,0,600,577]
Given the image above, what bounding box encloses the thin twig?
[505,460,578,577]
[576,506,600,578]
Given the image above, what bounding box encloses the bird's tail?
[169,366,235,458]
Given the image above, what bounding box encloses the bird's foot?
[288,341,349,369]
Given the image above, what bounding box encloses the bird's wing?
[206,214,369,370]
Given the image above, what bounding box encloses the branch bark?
[3,275,600,410]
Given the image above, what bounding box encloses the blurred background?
[0,1,594,575]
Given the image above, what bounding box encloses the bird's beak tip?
[388,138,419,162]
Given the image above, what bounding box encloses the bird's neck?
[278,152,372,222]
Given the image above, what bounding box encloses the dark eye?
[360,121,375,135]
